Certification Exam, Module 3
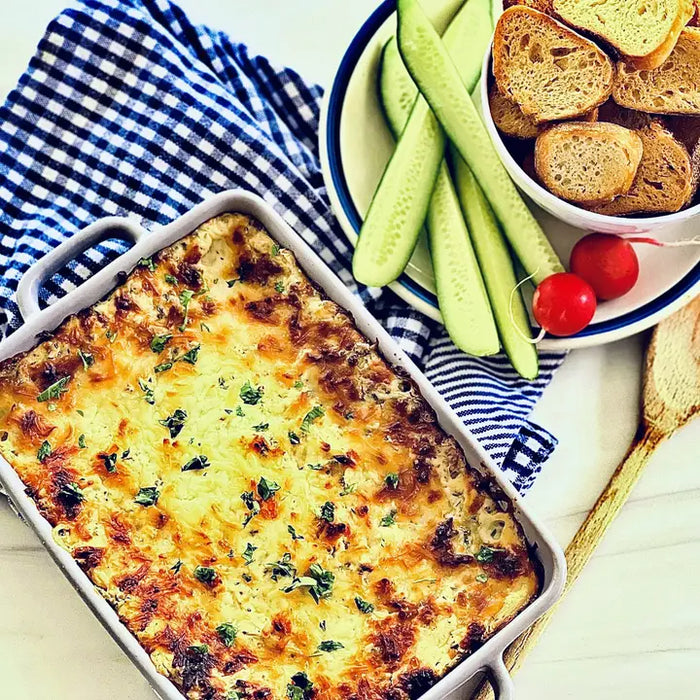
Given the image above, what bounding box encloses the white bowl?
[319,0,700,350]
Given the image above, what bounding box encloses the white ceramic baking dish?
[0,189,565,700]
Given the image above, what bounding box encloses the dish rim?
[318,0,700,350]
[0,189,565,700]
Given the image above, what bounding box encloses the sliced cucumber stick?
[397,0,563,284]
[452,151,538,378]
[379,38,416,138]
[429,164,500,355]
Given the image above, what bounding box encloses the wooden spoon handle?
[473,430,662,700]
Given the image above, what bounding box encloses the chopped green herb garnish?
[138,378,155,405]
[241,491,260,528]
[317,640,344,653]
[150,334,172,353]
[226,279,239,288]
[135,486,159,506]
[76,409,84,417]
[288,431,300,445]
[300,405,324,433]
[253,422,269,432]
[265,552,296,581]
[182,455,210,472]
[105,329,117,342]
[287,672,313,700]
[242,542,257,565]
[257,476,280,501]
[77,348,94,370]
[171,559,183,574]
[154,361,173,373]
[288,524,304,541]
[216,623,238,647]
[380,509,397,527]
[138,257,156,272]
[227,691,243,700]
[189,644,209,655]
[121,448,131,459]
[475,546,496,563]
[37,440,52,462]
[99,453,118,473]
[293,380,304,389]
[58,482,84,506]
[354,596,374,614]
[319,501,335,522]
[181,344,200,365]
[283,563,334,604]
[200,322,211,332]
[235,406,245,417]
[274,281,284,293]
[385,473,399,490]
[165,273,178,285]
[37,376,70,403]
[340,481,356,496]
[308,463,324,471]
[193,566,217,585]
[78,434,86,449]
[159,408,188,439]
[476,573,489,583]
[179,289,195,331]
[271,243,280,257]
[239,380,263,405]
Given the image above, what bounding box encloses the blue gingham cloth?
[0,0,566,492]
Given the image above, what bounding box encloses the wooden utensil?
[474,295,700,700]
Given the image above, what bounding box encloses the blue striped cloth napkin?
[0,0,565,492]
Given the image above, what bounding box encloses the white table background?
[0,1,698,698]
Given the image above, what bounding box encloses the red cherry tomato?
[533,273,597,337]
[570,233,639,301]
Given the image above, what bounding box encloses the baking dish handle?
[483,654,515,700]
[16,217,146,322]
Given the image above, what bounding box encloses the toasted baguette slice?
[503,0,554,14]
[593,121,694,215]
[489,84,540,138]
[493,8,614,123]
[534,122,643,204]
[554,0,693,70]
[613,29,700,114]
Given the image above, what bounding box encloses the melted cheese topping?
[0,214,539,700]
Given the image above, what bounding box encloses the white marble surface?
[0,1,698,699]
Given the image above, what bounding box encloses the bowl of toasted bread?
[481,0,700,233]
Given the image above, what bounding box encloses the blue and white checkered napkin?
[0,0,566,491]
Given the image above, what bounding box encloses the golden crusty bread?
[592,121,694,214]
[489,84,540,138]
[554,0,693,70]
[493,8,615,123]
[613,29,700,114]
[534,122,643,204]
[503,0,554,14]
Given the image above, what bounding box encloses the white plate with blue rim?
[318,0,700,350]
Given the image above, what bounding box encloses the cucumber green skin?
[428,163,500,355]
[380,38,499,355]
[353,0,495,288]
[397,0,564,285]
[451,150,539,379]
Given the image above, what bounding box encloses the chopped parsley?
[235,406,245,417]
[354,596,374,614]
[385,473,399,490]
[135,487,159,506]
[154,361,173,373]
[300,405,324,433]
[105,329,117,343]
[77,348,94,370]
[181,455,210,472]
[99,452,118,473]
[241,491,260,527]
[193,566,217,585]
[380,509,397,527]
[171,559,183,574]
[58,482,84,506]
[476,573,489,583]
[287,524,304,541]
[242,543,257,565]
[340,481,356,496]
[307,463,324,471]
[159,408,188,439]
[189,644,209,655]
[78,434,86,449]
[257,476,280,501]
[165,273,178,285]
[283,564,334,604]
[288,431,300,445]
[37,440,52,462]
[271,243,281,257]
[253,422,269,432]
[226,279,239,288]
[265,552,296,581]
[293,380,304,389]
[239,380,263,405]
[200,322,211,333]
[178,289,195,331]
[317,640,344,653]
[216,623,238,647]
[475,546,496,563]
[138,257,156,272]
[37,376,70,403]
[319,501,335,522]
[287,672,313,700]
[274,281,284,293]
[181,344,200,365]
[138,378,155,405]
[150,334,172,353]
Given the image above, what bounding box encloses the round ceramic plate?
[319,0,700,350]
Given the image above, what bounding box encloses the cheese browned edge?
[0,213,540,700]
